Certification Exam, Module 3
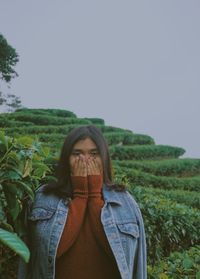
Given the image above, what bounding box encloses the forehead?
[72,137,97,150]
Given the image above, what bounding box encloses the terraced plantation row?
[1,108,200,278]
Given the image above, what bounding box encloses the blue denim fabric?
[18,184,147,279]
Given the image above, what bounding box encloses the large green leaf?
[0,228,30,262]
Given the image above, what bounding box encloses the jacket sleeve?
[126,191,147,279]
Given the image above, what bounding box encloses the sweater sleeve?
[56,176,88,258]
[87,175,114,258]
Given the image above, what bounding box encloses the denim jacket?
[18,184,147,279]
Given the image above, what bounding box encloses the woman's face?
[69,137,103,175]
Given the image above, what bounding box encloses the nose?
[84,154,91,160]
[80,153,90,160]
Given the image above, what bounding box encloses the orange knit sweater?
[55,175,121,279]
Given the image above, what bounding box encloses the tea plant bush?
[148,245,200,279]
[0,132,52,276]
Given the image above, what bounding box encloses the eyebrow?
[72,148,98,151]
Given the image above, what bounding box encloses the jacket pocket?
[116,222,139,238]
[28,207,55,243]
[28,207,55,221]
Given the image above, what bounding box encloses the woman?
[18,125,147,279]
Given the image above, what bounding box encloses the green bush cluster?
[104,132,155,145]
[2,113,91,126]
[84,117,105,125]
[114,165,200,191]
[148,245,200,279]
[128,186,200,264]
[3,125,129,141]
[130,185,200,209]
[114,158,200,177]
[110,145,185,160]
[15,108,77,118]
[0,117,33,128]
[0,132,52,269]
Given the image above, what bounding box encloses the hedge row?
[128,186,200,264]
[113,166,200,192]
[15,108,77,118]
[0,118,33,128]
[3,124,128,136]
[110,145,185,160]
[148,245,200,279]
[131,185,200,209]
[83,117,105,125]
[104,132,155,145]
[31,132,154,148]
[2,113,91,126]
[114,158,200,177]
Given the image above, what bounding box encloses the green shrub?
[0,117,33,128]
[104,132,155,145]
[84,118,105,125]
[129,186,200,264]
[3,124,128,138]
[2,113,91,126]
[148,245,200,279]
[114,158,200,177]
[15,108,77,118]
[110,145,185,160]
[114,166,200,192]
[0,132,52,267]
[131,186,200,209]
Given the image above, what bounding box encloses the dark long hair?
[44,125,127,197]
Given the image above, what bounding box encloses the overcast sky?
[1,0,200,158]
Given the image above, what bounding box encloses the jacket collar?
[102,184,122,206]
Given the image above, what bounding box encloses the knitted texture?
[55,175,121,279]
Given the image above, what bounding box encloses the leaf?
[182,257,193,269]
[0,170,21,181]
[22,159,32,178]
[0,131,8,151]
[15,181,34,200]
[0,228,30,262]
[16,136,34,148]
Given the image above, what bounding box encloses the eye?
[90,151,99,156]
[71,151,80,156]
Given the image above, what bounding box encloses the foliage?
[2,112,91,126]
[114,158,200,177]
[110,145,185,160]
[0,93,22,112]
[148,245,200,279]
[0,34,19,83]
[104,132,154,145]
[84,117,105,125]
[15,108,77,118]
[0,132,52,265]
[132,186,200,209]
[114,165,200,191]
[129,186,200,264]
[3,124,129,138]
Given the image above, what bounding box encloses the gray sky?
[1,0,200,158]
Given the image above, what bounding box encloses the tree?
[0,33,19,82]
[0,34,22,112]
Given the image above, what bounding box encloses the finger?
[71,156,79,175]
[79,158,87,176]
[88,158,100,175]
[87,158,93,175]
